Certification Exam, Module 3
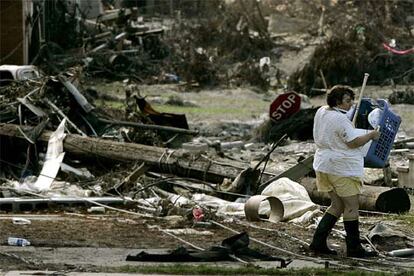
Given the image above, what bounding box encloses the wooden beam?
[257,155,314,193]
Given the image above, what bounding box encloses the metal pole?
[352,73,369,126]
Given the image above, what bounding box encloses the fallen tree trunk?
[300,178,410,213]
[0,123,254,184]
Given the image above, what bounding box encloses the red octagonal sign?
[269,91,301,122]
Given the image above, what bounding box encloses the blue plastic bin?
[355,98,401,168]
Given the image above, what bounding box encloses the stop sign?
[269,91,301,122]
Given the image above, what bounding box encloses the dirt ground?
[0,207,414,273]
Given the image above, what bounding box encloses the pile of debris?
[30,0,278,91]
[0,68,411,217]
[286,1,414,95]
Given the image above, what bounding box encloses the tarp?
[260,177,319,223]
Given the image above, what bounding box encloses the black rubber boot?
[344,220,378,258]
[309,213,338,255]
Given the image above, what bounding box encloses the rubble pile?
[31,0,277,90]
[287,1,414,95]
[29,0,414,95]
[389,87,414,105]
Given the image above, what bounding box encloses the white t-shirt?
[313,106,365,177]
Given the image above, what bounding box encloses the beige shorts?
[315,171,362,197]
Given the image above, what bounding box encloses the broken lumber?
[97,9,132,22]
[97,118,198,135]
[0,123,244,184]
[257,155,314,193]
[112,162,148,193]
[132,28,164,37]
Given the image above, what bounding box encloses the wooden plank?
[257,155,314,193]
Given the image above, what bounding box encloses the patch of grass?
[152,97,268,120]
[94,98,267,120]
[401,214,414,224]
[386,212,414,225]
[102,264,408,275]
[95,99,124,109]
[153,104,254,117]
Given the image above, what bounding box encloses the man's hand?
[370,127,381,140]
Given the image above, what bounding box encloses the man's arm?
[346,129,380,149]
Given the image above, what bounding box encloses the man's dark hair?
[326,85,355,108]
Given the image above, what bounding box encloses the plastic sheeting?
[368,222,412,241]
[149,178,318,224]
[14,119,67,193]
[192,193,246,218]
[260,177,319,223]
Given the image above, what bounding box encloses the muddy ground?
[1,83,414,274]
[0,208,414,272]
[0,207,414,273]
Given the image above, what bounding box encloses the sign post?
[269,91,301,122]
